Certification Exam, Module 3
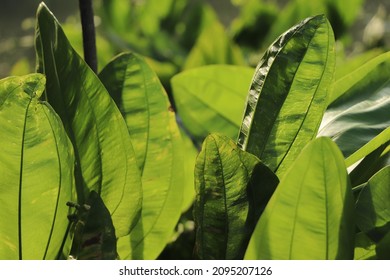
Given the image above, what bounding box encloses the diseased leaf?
[171,65,254,143]
[0,74,75,259]
[99,52,185,260]
[35,3,142,240]
[194,134,278,260]
[245,137,354,260]
[237,15,335,178]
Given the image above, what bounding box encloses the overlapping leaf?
[245,137,354,260]
[237,15,335,178]
[35,3,142,242]
[194,134,278,260]
[99,52,185,260]
[0,74,74,259]
[171,65,254,143]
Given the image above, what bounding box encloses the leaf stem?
[78,0,98,73]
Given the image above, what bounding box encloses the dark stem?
[79,0,98,73]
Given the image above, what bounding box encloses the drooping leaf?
[194,134,278,260]
[237,15,335,178]
[245,137,354,260]
[355,166,390,241]
[99,52,185,260]
[35,3,142,240]
[319,52,390,162]
[171,65,254,143]
[0,74,75,259]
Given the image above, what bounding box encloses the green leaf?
[376,231,390,259]
[35,3,142,240]
[354,232,376,260]
[355,166,390,240]
[320,52,390,163]
[330,51,390,105]
[245,137,354,260]
[68,191,117,260]
[194,134,278,260]
[99,52,185,260]
[0,74,75,259]
[345,127,390,167]
[171,65,254,143]
[183,21,245,70]
[237,15,335,178]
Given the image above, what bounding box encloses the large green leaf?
[355,166,390,241]
[0,74,75,259]
[319,52,390,162]
[171,65,254,143]
[99,52,185,260]
[194,134,278,260]
[245,137,354,260]
[35,3,142,241]
[237,15,335,178]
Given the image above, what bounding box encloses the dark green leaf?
[355,166,390,241]
[35,3,142,240]
[237,15,335,178]
[68,191,117,260]
[0,74,74,259]
[194,134,278,260]
[99,52,185,259]
[245,137,354,260]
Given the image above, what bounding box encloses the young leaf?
[171,65,254,143]
[237,15,335,178]
[194,134,278,260]
[99,52,185,260]
[35,3,142,240]
[245,137,354,260]
[0,74,75,259]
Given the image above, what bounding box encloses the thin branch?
[79,0,98,73]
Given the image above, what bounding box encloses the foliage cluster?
[0,0,389,260]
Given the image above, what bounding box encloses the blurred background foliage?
[1,0,390,89]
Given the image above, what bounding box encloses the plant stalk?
[79,0,98,73]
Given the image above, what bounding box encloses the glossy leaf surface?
[35,3,142,240]
[99,52,185,260]
[194,134,278,260]
[319,52,390,162]
[0,74,74,259]
[237,15,335,178]
[245,137,354,260]
[171,65,254,143]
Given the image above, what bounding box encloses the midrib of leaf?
[212,136,229,259]
[18,93,34,260]
[273,24,329,174]
[288,158,311,259]
[41,105,63,260]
